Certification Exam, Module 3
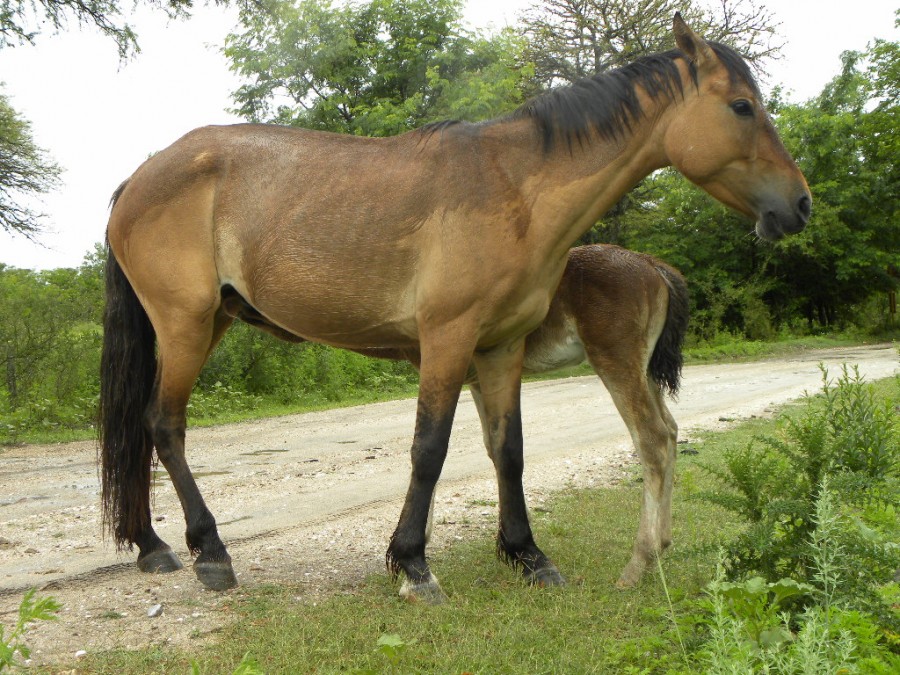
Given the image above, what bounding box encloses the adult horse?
[100,15,810,601]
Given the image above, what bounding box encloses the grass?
[681,332,874,363]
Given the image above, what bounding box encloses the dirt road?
[1,344,896,664]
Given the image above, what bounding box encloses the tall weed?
[0,589,61,671]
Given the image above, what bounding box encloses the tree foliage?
[0,251,104,439]
[225,0,533,133]
[0,93,61,238]
[0,0,199,58]
[519,0,782,86]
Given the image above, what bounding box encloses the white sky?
[0,0,897,270]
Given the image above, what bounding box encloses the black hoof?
[194,560,238,591]
[137,547,184,574]
[526,565,566,588]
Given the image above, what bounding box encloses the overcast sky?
[1,0,897,270]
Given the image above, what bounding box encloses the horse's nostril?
[797,194,812,222]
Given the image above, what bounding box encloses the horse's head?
[664,14,811,241]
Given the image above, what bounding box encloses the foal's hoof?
[194,560,238,591]
[399,573,447,605]
[615,571,641,589]
[615,558,648,588]
[526,565,566,588]
[137,548,184,574]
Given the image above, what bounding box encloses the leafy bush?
[695,366,899,631]
[187,382,263,421]
[690,480,900,673]
[199,323,418,405]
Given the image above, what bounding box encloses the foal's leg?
[590,348,676,587]
[143,307,237,590]
[472,343,564,587]
[387,335,473,604]
[656,390,679,552]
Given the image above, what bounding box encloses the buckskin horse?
[99,15,810,601]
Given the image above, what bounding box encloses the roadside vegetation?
[65,369,897,674]
[2,1,898,446]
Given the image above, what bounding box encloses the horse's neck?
[491,107,672,260]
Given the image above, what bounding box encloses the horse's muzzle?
[756,191,812,241]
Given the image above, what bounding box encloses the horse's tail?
[648,261,690,398]
[99,182,157,549]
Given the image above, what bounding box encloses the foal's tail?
[98,183,157,549]
[648,262,690,397]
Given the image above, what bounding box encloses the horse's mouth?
[755,194,811,241]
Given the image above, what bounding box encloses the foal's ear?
[673,12,717,74]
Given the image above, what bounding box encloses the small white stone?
[75,650,87,659]
[147,603,163,617]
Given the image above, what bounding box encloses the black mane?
[514,42,760,152]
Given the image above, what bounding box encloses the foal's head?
[665,14,811,241]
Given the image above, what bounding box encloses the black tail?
[98,198,157,549]
[648,263,690,397]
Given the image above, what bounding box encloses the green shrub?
[690,481,900,673]
[695,366,899,631]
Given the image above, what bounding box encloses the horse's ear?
[673,12,717,74]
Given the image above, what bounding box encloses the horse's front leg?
[472,341,565,587]
[386,334,473,604]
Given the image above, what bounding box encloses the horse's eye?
[731,99,754,117]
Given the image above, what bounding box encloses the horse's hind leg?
[144,305,238,590]
[472,343,564,587]
[589,348,676,587]
[657,393,679,552]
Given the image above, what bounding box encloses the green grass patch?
[682,333,874,363]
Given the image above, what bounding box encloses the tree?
[519,0,782,87]
[0,93,61,239]
[0,254,103,427]
[0,0,203,58]
[225,0,533,134]
[768,39,899,329]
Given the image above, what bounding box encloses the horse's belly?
[257,295,419,349]
[522,317,586,374]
